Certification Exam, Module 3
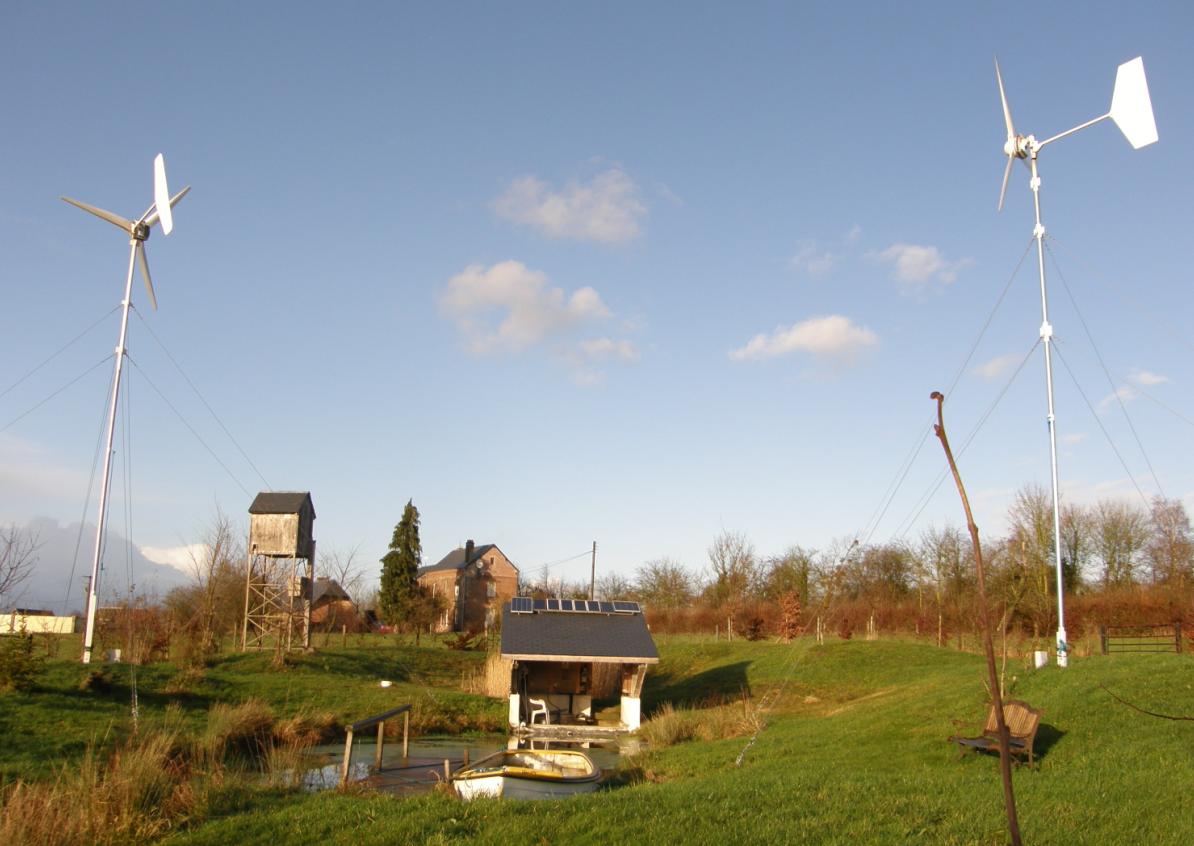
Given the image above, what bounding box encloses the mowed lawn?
[4,635,1192,844]
[166,637,1192,846]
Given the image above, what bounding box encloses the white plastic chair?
[528,697,550,725]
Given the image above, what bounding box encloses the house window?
[486,581,497,599]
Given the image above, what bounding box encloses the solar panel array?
[509,597,641,615]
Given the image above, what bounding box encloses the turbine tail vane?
[1109,57,1158,149]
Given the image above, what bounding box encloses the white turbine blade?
[998,154,1015,212]
[995,57,1015,142]
[144,186,191,230]
[153,154,173,236]
[61,196,134,233]
[136,242,158,310]
[1109,57,1158,149]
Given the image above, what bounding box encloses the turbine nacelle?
[61,154,189,310]
[994,56,1157,211]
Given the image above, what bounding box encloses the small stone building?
[500,598,659,731]
[416,540,519,632]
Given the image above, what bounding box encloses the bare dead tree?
[0,524,41,609]
[932,391,1022,846]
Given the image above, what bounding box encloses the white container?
[379,679,393,688]
[1033,650,1049,669]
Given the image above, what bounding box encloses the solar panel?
[511,596,533,614]
[520,597,641,614]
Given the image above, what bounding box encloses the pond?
[300,733,640,794]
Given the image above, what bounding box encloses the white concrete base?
[621,695,641,731]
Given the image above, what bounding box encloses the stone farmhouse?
[416,540,519,633]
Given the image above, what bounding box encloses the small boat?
[452,749,602,800]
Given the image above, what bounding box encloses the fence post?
[1100,625,1108,656]
[403,711,410,758]
[340,728,354,787]
[375,720,385,771]
[1176,622,1183,654]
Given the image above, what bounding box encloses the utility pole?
[589,541,597,600]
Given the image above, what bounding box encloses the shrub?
[0,628,45,692]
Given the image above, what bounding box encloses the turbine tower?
[62,155,190,664]
[995,57,1157,667]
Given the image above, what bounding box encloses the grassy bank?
[4,635,1193,844]
[0,636,504,781]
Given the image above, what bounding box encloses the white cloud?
[789,240,836,275]
[729,315,878,362]
[974,353,1020,381]
[875,243,971,290]
[1130,369,1168,387]
[1098,386,1137,412]
[492,168,647,243]
[844,224,862,245]
[440,261,610,354]
[579,337,640,363]
[1061,432,1087,446]
[140,543,208,576]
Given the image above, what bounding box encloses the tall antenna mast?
[62,155,190,664]
[995,57,1158,667]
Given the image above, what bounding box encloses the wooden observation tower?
[241,491,316,651]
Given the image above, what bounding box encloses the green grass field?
[3,635,1192,845]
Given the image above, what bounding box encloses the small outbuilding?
[500,598,658,732]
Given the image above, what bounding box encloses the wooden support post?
[1100,625,1108,656]
[375,721,385,771]
[1176,622,1183,654]
[340,728,354,787]
[443,759,451,782]
[463,747,469,766]
[402,711,410,758]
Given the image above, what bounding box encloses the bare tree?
[917,525,968,647]
[0,524,41,610]
[1005,484,1057,641]
[1092,499,1149,588]
[634,557,694,610]
[705,531,758,608]
[1059,502,1093,588]
[320,544,365,601]
[761,546,817,605]
[178,508,244,658]
[1146,496,1194,590]
[595,571,635,601]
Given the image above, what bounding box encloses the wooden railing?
[340,704,411,787]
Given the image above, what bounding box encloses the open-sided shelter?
[500,598,658,731]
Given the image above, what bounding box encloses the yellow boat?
[452,749,602,800]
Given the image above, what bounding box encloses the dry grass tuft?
[640,694,762,748]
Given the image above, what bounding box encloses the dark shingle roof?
[417,543,498,576]
[248,491,315,517]
[500,604,659,663]
[312,578,351,604]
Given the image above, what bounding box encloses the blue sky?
[2,2,1192,605]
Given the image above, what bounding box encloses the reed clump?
[639,695,762,749]
[0,700,321,845]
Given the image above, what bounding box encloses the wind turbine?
[994,57,1157,667]
[62,154,190,664]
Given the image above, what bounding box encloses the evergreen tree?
[379,500,422,625]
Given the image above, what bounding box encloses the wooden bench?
[949,699,1043,766]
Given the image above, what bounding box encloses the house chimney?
[465,539,475,564]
